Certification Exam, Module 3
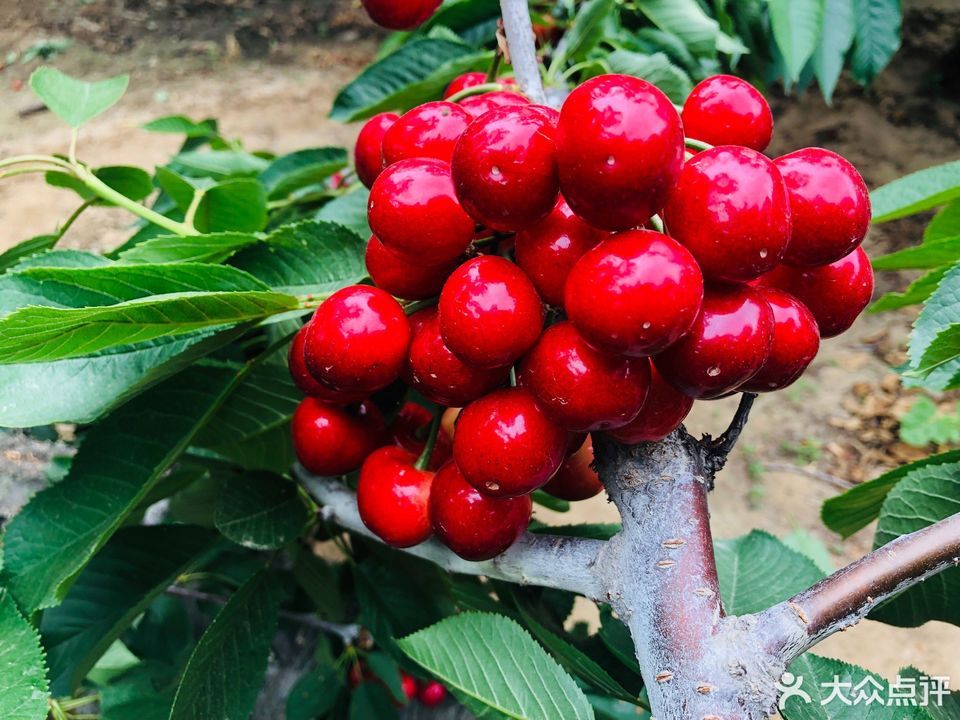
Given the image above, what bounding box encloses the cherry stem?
[684,137,714,152]
[486,49,504,82]
[649,214,665,233]
[414,413,442,471]
[445,82,508,104]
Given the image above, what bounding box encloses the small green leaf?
[316,187,371,238]
[0,235,58,274]
[812,0,856,102]
[194,179,268,233]
[768,0,825,82]
[633,0,720,57]
[398,613,594,720]
[214,471,310,550]
[0,591,49,720]
[851,0,901,85]
[260,147,348,200]
[906,263,960,390]
[871,160,960,223]
[29,66,129,128]
[46,166,154,203]
[898,396,960,447]
[168,570,285,720]
[155,167,210,211]
[872,237,960,270]
[117,232,262,265]
[171,150,270,179]
[143,115,217,137]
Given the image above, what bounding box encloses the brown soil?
[1,0,959,688]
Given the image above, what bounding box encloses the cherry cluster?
[290,72,874,562]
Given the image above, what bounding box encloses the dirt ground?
[1,0,959,689]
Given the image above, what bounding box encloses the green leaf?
[851,0,901,85]
[0,290,296,364]
[0,591,49,720]
[529,523,621,541]
[926,201,960,242]
[155,167,210,212]
[260,147,348,200]
[0,234,58,274]
[781,529,836,574]
[821,450,960,537]
[633,0,720,57]
[872,237,960,270]
[870,265,950,312]
[143,115,217,138]
[168,570,285,720]
[366,651,408,705]
[604,51,693,103]
[917,322,960,376]
[41,525,219,695]
[552,0,615,69]
[29,66,129,128]
[907,263,960,389]
[100,664,176,720]
[898,396,960,446]
[331,38,490,122]
[46,166,154,204]
[870,461,960,626]
[287,665,343,720]
[117,232,262,264]
[597,606,641,676]
[399,613,594,720]
[292,548,346,621]
[171,150,270,179]
[194,179,268,233]
[349,683,400,720]
[230,220,367,296]
[871,160,960,223]
[316,187,371,238]
[531,491,570,513]
[214,471,310,550]
[768,0,825,82]
[812,0,856,102]
[1,365,234,611]
[715,530,825,615]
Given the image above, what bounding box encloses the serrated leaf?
[907,263,960,390]
[260,147,348,200]
[143,115,217,137]
[1,365,234,611]
[29,66,129,127]
[813,0,856,102]
[214,471,310,549]
[0,591,49,720]
[898,396,960,446]
[872,237,960,270]
[316,187,371,238]
[851,0,901,85]
[194,179,268,233]
[399,613,594,720]
[230,220,366,296]
[821,450,960,537]
[871,160,960,223]
[768,0,825,82]
[715,530,825,615]
[870,461,960,626]
[171,150,270,179]
[604,50,693,103]
[552,0,615,69]
[0,235,58,274]
[871,266,950,313]
[634,0,720,57]
[167,570,285,720]
[41,525,219,695]
[117,232,262,264]
[331,38,490,122]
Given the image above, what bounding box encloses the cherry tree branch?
[499,0,547,104]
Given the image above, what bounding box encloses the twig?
[760,462,854,490]
[703,392,757,474]
[499,0,547,104]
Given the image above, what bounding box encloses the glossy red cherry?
[514,197,607,306]
[681,75,774,152]
[429,461,532,560]
[404,307,509,406]
[388,401,452,469]
[665,146,792,283]
[541,436,603,501]
[401,674,418,701]
[357,446,433,547]
[458,90,529,119]
[654,284,774,400]
[286,324,362,403]
[381,101,472,166]
[355,113,399,189]
[368,158,476,265]
[776,148,871,267]
[365,235,454,301]
[555,74,684,231]
[304,285,411,394]
[452,105,559,232]
[438,256,544,369]
[417,681,448,708]
[758,246,874,338]
[564,230,703,357]
[444,73,517,99]
[608,365,694,443]
[739,287,820,392]
[292,398,385,476]
[360,0,441,29]
[453,387,568,497]
[520,322,651,432]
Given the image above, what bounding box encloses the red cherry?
[739,287,820,393]
[758,246,874,338]
[401,674,418,701]
[365,235,454,301]
[444,72,488,99]
[564,230,703,357]
[360,0,441,29]
[438,256,544,369]
[287,324,362,403]
[453,387,568,497]
[417,681,448,708]
[776,148,871,267]
[388,400,452,469]
[458,90,529,119]
[514,196,607,306]
[355,113,399,189]
[555,74,684,231]
[608,365,694,443]
[292,398,385,475]
[452,105,559,232]
[429,461,532,560]
[368,158,476,265]
[681,75,774,152]
[654,284,774,400]
[665,146,792,282]
[541,435,603,501]
[357,446,433,548]
[304,285,411,394]
[404,307,509,406]
[381,101,472,166]
[520,322,651,432]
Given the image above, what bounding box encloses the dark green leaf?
[529,523,621,541]
[604,51,693,103]
[171,150,270,179]
[194,179,268,233]
[552,0,615,69]
[260,148,348,200]
[143,115,217,138]
[214,471,310,550]
[0,235,58,274]
[367,651,408,705]
[597,606,640,676]
[813,0,856,102]
[168,570,285,720]
[29,66,128,127]
[292,547,346,621]
[0,591,49,720]
[871,160,960,223]
[531,491,570,513]
[851,0,901,85]
[768,0,825,82]
[349,683,400,720]
[926,201,960,242]
[287,665,343,720]
[41,525,219,695]
[117,232,262,265]
[315,187,371,238]
[633,0,720,57]
[155,167,209,212]
[100,664,176,720]
[872,237,960,270]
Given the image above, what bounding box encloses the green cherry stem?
[445,82,507,104]
[649,214,665,233]
[414,413,443,471]
[684,137,714,152]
